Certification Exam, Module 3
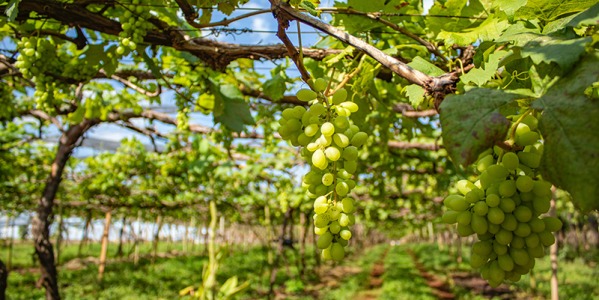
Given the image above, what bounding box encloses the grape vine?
[442,113,563,287]
[278,78,367,261]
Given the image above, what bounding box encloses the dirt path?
[353,247,390,300]
[407,248,455,300]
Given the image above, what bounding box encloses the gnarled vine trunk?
[31,121,95,300]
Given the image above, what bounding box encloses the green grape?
[472,240,493,257]
[314,78,328,92]
[340,229,352,240]
[329,221,341,234]
[456,211,472,225]
[510,248,530,266]
[305,124,319,137]
[499,180,516,197]
[314,196,328,214]
[444,195,469,211]
[342,146,359,161]
[532,197,550,214]
[457,180,476,195]
[317,232,333,249]
[518,152,540,168]
[333,133,350,148]
[339,213,350,227]
[486,194,501,207]
[321,122,335,136]
[529,218,546,233]
[487,165,509,181]
[521,115,538,130]
[473,201,489,216]
[501,152,519,171]
[330,243,345,261]
[314,226,328,235]
[466,190,481,203]
[325,147,341,161]
[442,211,459,224]
[341,198,355,213]
[493,241,508,255]
[457,223,475,236]
[514,206,532,222]
[498,254,514,272]
[495,229,513,245]
[314,214,329,228]
[525,234,539,248]
[333,116,349,130]
[477,154,495,173]
[332,88,348,104]
[499,198,516,213]
[516,131,539,146]
[321,247,332,260]
[344,161,357,174]
[487,207,505,225]
[532,180,552,197]
[322,173,334,186]
[340,101,359,113]
[516,175,534,192]
[501,214,518,231]
[489,261,506,283]
[335,182,349,196]
[488,223,500,234]
[470,253,487,268]
[297,89,318,101]
[543,217,562,232]
[515,123,530,137]
[539,231,555,247]
[312,149,328,170]
[350,132,368,147]
[471,214,488,235]
[514,223,531,237]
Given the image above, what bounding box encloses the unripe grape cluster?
[442,114,562,287]
[15,37,68,110]
[117,0,152,55]
[278,78,367,261]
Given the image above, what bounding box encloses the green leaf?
[440,89,522,166]
[493,0,527,18]
[404,84,425,107]
[515,0,596,23]
[567,2,599,28]
[262,75,286,101]
[407,57,445,76]
[520,36,591,71]
[299,1,319,16]
[5,0,21,22]
[461,50,509,86]
[438,16,510,46]
[209,79,255,132]
[427,0,485,36]
[532,52,599,212]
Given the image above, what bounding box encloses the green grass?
[320,244,389,300]
[379,245,437,300]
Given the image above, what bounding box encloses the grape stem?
[327,65,362,97]
[508,109,533,142]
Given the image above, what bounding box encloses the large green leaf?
[532,52,599,212]
[209,79,255,133]
[5,0,21,22]
[438,16,510,46]
[407,57,445,76]
[440,89,521,166]
[567,2,599,28]
[461,50,510,86]
[520,36,591,71]
[515,0,596,22]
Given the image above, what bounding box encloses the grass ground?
[1,240,597,299]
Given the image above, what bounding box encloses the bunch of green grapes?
[15,36,69,111]
[117,0,152,55]
[278,78,367,261]
[442,114,562,287]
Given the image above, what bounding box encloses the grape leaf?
[407,57,445,76]
[515,0,596,23]
[532,52,599,212]
[492,0,527,18]
[209,79,255,133]
[520,36,591,71]
[567,2,599,28]
[438,16,510,46]
[461,50,509,86]
[404,84,425,107]
[440,89,521,166]
[5,0,21,22]
[262,75,286,101]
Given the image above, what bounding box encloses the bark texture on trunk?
[31,121,96,300]
[98,211,112,281]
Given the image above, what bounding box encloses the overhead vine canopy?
[0,0,598,299]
